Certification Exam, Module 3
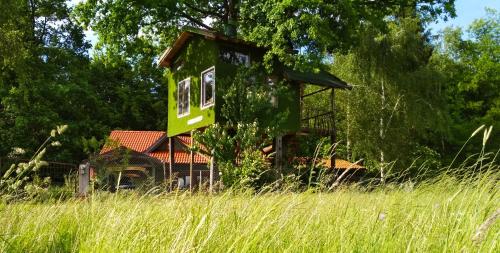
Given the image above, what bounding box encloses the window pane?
[202,68,215,107]
[178,79,190,115]
[177,81,183,115]
[219,48,249,66]
[184,80,189,114]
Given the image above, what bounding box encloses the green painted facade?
[166,35,300,137]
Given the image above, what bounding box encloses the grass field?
[0,171,498,253]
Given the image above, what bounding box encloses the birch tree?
[333,18,448,180]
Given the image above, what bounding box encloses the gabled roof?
[100,131,166,154]
[158,27,262,68]
[99,130,209,164]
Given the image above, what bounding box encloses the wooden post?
[189,131,194,192]
[330,88,336,170]
[275,136,283,172]
[209,149,214,194]
[78,162,90,197]
[162,162,167,184]
[151,167,156,184]
[169,137,175,191]
[199,170,202,190]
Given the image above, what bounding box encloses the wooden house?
[98,130,211,190]
[158,28,351,172]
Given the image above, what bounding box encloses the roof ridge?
[110,130,166,133]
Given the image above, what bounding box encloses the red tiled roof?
[100,130,166,154]
[99,130,209,164]
[177,135,208,153]
[177,135,192,146]
[149,151,209,164]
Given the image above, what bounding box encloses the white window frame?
[177,77,190,118]
[235,52,250,67]
[201,66,216,109]
[220,49,250,67]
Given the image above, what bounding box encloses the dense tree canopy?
[0,0,166,162]
[1,0,497,177]
[430,8,499,156]
[75,0,456,67]
[0,0,92,161]
[330,17,449,178]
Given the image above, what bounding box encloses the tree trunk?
[330,88,336,169]
[379,79,386,184]
[346,95,351,161]
[224,0,239,37]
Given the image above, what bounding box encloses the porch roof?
[283,68,352,89]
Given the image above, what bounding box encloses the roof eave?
[283,69,352,90]
[158,31,194,68]
[158,28,265,68]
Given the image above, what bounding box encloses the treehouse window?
[177,78,190,117]
[219,48,250,66]
[201,67,215,108]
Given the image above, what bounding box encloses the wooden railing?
[301,110,335,135]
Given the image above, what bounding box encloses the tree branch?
[178,10,215,31]
[183,2,223,19]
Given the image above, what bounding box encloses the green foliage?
[75,0,455,69]
[0,125,67,202]
[218,149,272,189]
[193,66,290,188]
[430,8,500,158]
[219,65,290,134]
[0,0,168,163]
[331,17,448,175]
[0,0,92,161]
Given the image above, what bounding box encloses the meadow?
[0,171,498,253]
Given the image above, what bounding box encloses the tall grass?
[0,168,498,252]
[0,125,498,252]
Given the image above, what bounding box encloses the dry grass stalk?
[472,208,500,244]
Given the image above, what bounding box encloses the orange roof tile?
[100,130,166,154]
[99,130,209,164]
[149,151,209,164]
[177,135,208,152]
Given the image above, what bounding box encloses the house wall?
[167,37,218,137]
[167,35,300,137]
[213,42,301,133]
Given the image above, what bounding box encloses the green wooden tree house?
[158,28,351,171]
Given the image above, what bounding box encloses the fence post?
[209,149,214,194]
[78,162,90,197]
[162,162,167,185]
[190,130,194,192]
[169,137,175,191]
[199,170,202,190]
[275,136,283,172]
